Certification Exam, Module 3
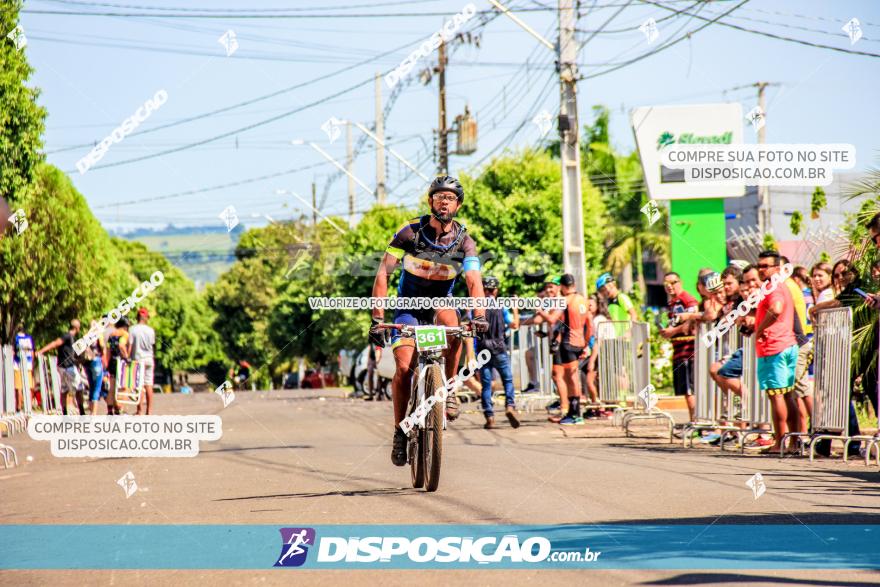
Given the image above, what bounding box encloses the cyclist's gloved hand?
[472,314,489,334]
[369,317,385,347]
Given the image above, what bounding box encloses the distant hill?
[117,224,244,289]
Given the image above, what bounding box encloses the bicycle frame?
[410,349,448,433]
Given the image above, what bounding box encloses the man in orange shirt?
[536,273,591,425]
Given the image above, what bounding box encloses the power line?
[738,6,880,29]
[47,33,433,155]
[91,161,327,209]
[317,5,515,210]
[24,7,557,18]
[41,0,452,12]
[644,0,880,59]
[54,1,520,169]
[720,12,877,43]
[580,0,752,80]
[63,75,374,173]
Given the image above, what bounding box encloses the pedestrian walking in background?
[129,308,157,415]
[37,319,86,416]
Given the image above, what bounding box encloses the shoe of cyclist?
[391,428,408,466]
[446,390,460,421]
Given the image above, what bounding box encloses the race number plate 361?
[414,326,447,351]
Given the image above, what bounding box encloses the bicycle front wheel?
[423,363,444,492]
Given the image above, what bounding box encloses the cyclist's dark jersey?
[385,215,480,298]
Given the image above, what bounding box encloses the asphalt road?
[2,388,879,586]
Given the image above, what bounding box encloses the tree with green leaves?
[844,167,880,411]
[789,210,803,235]
[0,164,131,344]
[110,238,226,377]
[459,147,606,294]
[0,1,45,209]
[811,186,827,219]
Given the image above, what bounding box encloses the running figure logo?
[117,471,138,498]
[8,208,28,235]
[746,472,766,500]
[219,205,239,231]
[218,29,239,56]
[6,25,27,50]
[746,106,765,132]
[639,18,659,43]
[842,18,862,45]
[275,528,316,567]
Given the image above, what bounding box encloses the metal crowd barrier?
[619,322,674,435]
[1,345,19,436]
[509,323,554,413]
[36,354,63,414]
[595,321,671,433]
[682,323,743,447]
[806,307,855,461]
[729,334,773,453]
[0,346,21,468]
[597,320,634,410]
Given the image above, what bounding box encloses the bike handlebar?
[376,323,477,338]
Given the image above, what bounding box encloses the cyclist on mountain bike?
[369,175,489,466]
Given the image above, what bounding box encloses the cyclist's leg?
[392,345,417,426]
[390,310,420,427]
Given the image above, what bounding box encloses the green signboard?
[669,198,728,297]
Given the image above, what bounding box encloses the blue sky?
[18,0,880,231]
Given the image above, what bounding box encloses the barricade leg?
[0,443,17,468]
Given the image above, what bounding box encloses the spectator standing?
[831,259,856,296]
[809,262,835,307]
[871,259,880,283]
[365,343,384,401]
[84,320,107,415]
[537,273,591,425]
[106,317,131,415]
[521,278,558,393]
[13,324,35,411]
[596,273,638,322]
[708,266,748,442]
[754,251,799,453]
[856,213,880,417]
[476,276,521,429]
[658,272,699,422]
[37,319,86,416]
[778,257,810,439]
[584,294,612,418]
[793,266,814,311]
[523,279,568,420]
[129,308,157,415]
[790,263,833,433]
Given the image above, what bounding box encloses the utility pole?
[375,72,387,204]
[311,181,317,227]
[558,0,587,295]
[346,122,355,226]
[437,39,448,175]
[756,81,769,235]
[490,0,587,295]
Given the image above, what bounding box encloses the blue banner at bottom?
[1,525,878,569]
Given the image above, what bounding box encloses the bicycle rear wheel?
[423,363,444,492]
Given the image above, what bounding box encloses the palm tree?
[604,219,671,294]
[844,165,880,391]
